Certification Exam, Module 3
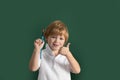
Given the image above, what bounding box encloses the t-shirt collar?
[45,44,54,56]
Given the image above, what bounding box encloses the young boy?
[29,20,81,80]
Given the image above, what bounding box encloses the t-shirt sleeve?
[38,58,41,67]
[64,58,72,72]
[38,50,43,67]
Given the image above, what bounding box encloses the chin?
[52,47,60,51]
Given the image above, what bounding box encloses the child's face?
[47,34,65,51]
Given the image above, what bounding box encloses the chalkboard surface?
[0,0,120,80]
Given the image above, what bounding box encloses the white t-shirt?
[37,44,72,80]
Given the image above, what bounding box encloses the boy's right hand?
[34,38,44,50]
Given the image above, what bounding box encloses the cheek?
[48,39,55,45]
[61,41,65,46]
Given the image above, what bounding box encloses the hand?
[34,38,44,50]
[59,43,71,56]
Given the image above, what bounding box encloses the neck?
[52,50,59,56]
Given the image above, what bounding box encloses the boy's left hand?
[59,43,71,56]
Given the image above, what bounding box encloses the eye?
[51,36,56,38]
[60,37,64,40]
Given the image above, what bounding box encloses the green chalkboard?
[0,0,120,80]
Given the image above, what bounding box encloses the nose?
[55,38,59,42]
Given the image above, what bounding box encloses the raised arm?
[29,39,44,71]
[59,43,81,74]
[66,51,81,74]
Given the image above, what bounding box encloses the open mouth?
[53,43,59,47]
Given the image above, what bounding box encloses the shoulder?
[56,54,68,63]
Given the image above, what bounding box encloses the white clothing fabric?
[37,44,71,80]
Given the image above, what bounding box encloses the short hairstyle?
[44,20,69,44]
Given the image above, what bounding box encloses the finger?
[35,39,42,42]
[39,40,43,45]
[35,39,39,42]
[66,43,70,48]
[34,39,39,45]
[41,41,44,46]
